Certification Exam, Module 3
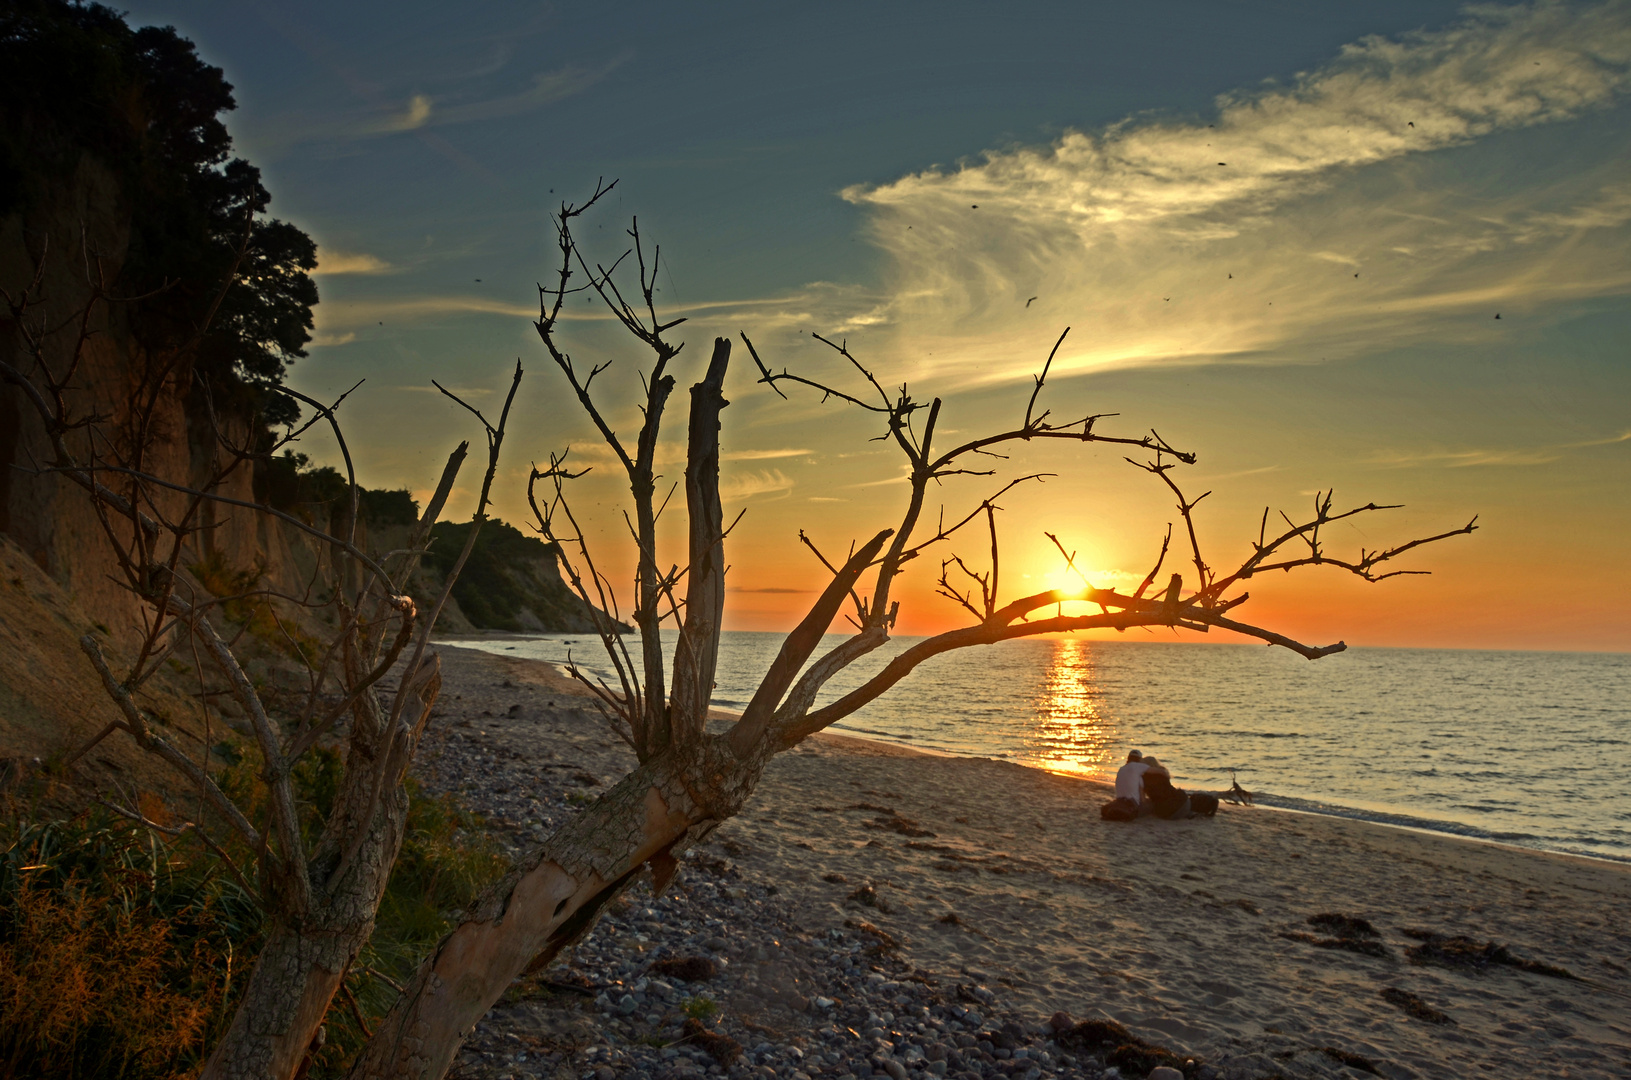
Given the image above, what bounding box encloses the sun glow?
[1037,563,1095,599]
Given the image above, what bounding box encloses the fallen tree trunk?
[348,735,766,1078]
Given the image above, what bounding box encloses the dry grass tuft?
[0,820,249,1078]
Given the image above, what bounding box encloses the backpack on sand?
[1190,792,1220,817]
[1100,797,1139,822]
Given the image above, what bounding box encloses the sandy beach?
[418,642,1631,1080]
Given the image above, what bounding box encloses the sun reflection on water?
[1026,638,1121,778]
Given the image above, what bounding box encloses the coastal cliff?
[0,66,613,786]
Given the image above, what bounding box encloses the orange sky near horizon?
[127,0,1628,654]
[406,325,1626,655]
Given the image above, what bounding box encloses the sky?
[121,0,1631,652]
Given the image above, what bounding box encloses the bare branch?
[79,636,262,852]
[1024,327,1069,429]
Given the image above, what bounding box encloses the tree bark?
[345,736,766,1080]
[199,811,403,1079]
[200,658,442,1080]
[347,519,891,1080]
[669,338,731,746]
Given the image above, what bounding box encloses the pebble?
[410,664,1225,1080]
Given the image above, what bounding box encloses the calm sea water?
[450,631,1630,862]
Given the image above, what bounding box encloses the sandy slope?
[429,642,1631,1079]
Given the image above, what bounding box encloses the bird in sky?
[1026,296,1037,307]
[1495,313,1502,319]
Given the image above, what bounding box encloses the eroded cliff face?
[0,155,320,796]
[0,156,617,796]
[5,166,307,627]
[2,153,163,647]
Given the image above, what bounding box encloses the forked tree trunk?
[201,797,409,1078]
[202,660,444,1080]
[346,736,768,1080]
[346,339,886,1080]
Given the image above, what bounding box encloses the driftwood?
[348,187,1474,1080]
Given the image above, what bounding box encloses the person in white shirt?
[1114,749,1150,806]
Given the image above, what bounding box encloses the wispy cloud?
[399,384,494,397]
[383,94,433,132]
[309,331,356,347]
[721,468,794,500]
[315,281,890,336]
[664,282,887,334]
[314,250,392,275]
[815,2,1631,384]
[372,57,630,135]
[315,294,536,329]
[1566,428,1631,447]
[247,56,629,153]
[1190,465,1282,482]
[1372,446,1563,468]
[851,472,911,488]
[1374,425,1631,468]
[721,447,810,461]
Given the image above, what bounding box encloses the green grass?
[681,995,719,1020]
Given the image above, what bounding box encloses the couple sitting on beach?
[1101,749,1218,822]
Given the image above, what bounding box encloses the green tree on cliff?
[0,0,317,427]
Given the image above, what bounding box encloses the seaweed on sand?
[1401,929,1580,980]
[1052,1018,1203,1078]
[1278,931,1390,958]
[650,955,719,982]
[1317,1046,1380,1074]
[1279,910,1391,958]
[1308,913,1380,938]
[681,1018,742,1065]
[1379,987,1455,1025]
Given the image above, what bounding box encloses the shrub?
[0,756,508,1078]
[681,994,719,1020]
[189,551,324,663]
[0,815,261,1078]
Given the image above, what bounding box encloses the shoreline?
[421,642,1631,1080]
[431,630,1631,658]
[432,638,1631,867]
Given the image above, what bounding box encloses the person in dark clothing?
[1139,756,1192,819]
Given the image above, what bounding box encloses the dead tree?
[347,185,1476,1078]
[0,236,524,1079]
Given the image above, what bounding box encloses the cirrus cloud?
[825,1,1631,384]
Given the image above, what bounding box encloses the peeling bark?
[347,737,765,1080]
[669,338,731,747]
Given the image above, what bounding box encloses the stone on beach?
[418,644,1631,1080]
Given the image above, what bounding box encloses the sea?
[450,631,1630,863]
